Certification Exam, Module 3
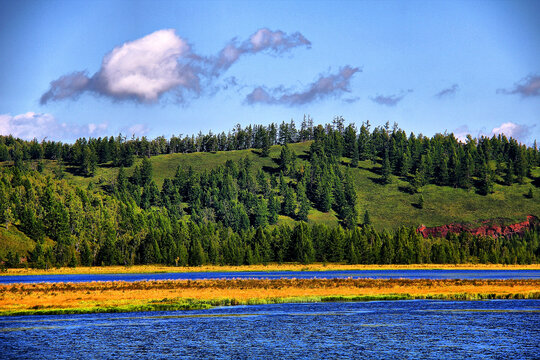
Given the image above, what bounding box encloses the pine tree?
[253,198,269,227]
[189,237,205,266]
[117,167,127,193]
[478,160,494,195]
[140,157,153,185]
[267,194,280,225]
[381,149,391,184]
[504,162,514,185]
[351,144,359,168]
[363,210,371,226]
[297,182,310,222]
[282,186,297,217]
[292,222,314,264]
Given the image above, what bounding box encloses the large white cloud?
[0,112,107,141]
[96,29,193,102]
[41,28,311,105]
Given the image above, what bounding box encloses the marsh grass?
[1,278,538,316]
[3,263,539,277]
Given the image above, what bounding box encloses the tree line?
[1,116,539,268]
[1,115,538,193]
[1,162,539,269]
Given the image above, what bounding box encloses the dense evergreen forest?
[1,116,539,268]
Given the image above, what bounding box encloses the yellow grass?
[3,263,540,276]
[0,278,538,316]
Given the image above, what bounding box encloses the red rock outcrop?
[417,215,538,239]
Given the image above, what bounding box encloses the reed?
[2,263,539,276]
[1,278,538,316]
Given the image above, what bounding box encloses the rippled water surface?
[1,300,539,359]
[1,269,539,284]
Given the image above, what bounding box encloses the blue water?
[1,300,538,359]
[0,269,539,284]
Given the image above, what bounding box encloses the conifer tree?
[381,149,391,184]
[282,186,297,217]
[363,210,371,226]
[267,194,280,225]
[297,182,310,222]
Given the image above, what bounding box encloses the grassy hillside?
[34,142,540,230]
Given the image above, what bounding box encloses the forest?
[1,116,539,268]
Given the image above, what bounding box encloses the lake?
[1,300,538,359]
[1,269,539,284]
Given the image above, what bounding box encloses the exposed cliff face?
[417,215,539,239]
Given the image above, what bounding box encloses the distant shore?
[2,263,540,277]
[1,278,539,316]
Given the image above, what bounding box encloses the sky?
[0,0,539,144]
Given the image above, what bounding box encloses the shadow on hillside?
[531,175,540,188]
[368,176,386,185]
[99,162,117,168]
[262,165,280,175]
[411,202,422,209]
[398,185,415,194]
[63,165,86,177]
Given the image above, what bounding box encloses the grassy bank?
[1,278,538,316]
[2,263,540,276]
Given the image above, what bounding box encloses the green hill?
[1,123,539,267]
[37,141,539,231]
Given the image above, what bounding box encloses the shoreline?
[1,278,538,316]
[2,263,540,276]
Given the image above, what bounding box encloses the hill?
[37,141,540,230]
[1,120,539,268]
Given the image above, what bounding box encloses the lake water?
[1,300,538,359]
[1,269,539,284]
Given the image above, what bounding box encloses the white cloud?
[245,66,360,106]
[453,121,536,144]
[97,29,194,102]
[0,112,107,141]
[124,124,150,137]
[41,28,311,105]
[490,122,534,141]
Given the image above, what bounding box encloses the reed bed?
[1,278,538,316]
[3,263,539,276]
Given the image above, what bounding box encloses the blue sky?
[0,0,539,143]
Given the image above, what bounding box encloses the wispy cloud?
[40,28,311,105]
[371,90,412,106]
[0,112,107,141]
[245,66,360,106]
[435,84,459,98]
[497,74,540,98]
[211,28,310,76]
[343,96,360,104]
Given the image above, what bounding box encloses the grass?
[1,278,538,316]
[34,141,539,231]
[2,263,540,276]
[40,142,313,189]
[0,225,35,259]
[352,160,540,230]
